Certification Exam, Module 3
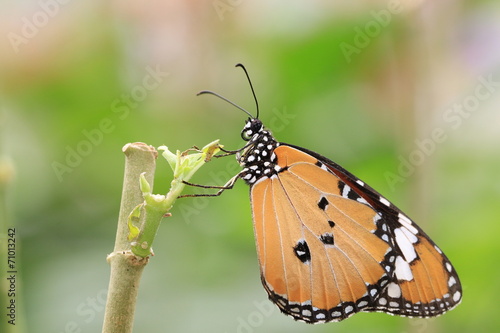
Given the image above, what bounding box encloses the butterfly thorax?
[237,118,280,185]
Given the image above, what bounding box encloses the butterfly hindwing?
[250,144,461,323]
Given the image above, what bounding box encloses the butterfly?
[185,64,462,323]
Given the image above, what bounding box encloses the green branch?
[102,140,220,333]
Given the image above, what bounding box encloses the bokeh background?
[1,1,499,332]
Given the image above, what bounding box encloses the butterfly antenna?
[235,63,260,119]
[197,90,254,119]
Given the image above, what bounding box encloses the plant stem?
[102,140,220,332]
[129,141,221,257]
[102,142,157,333]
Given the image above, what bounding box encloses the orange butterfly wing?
[250,145,461,323]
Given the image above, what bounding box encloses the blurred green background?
[1,1,499,332]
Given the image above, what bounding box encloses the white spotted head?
[197,64,281,185]
[241,118,264,141]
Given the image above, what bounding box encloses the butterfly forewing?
[309,147,463,317]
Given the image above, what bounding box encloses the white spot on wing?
[398,213,419,235]
[448,276,456,287]
[387,282,402,298]
[395,256,414,281]
[358,300,368,307]
[401,226,418,244]
[342,184,351,198]
[453,291,461,302]
[356,179,364,186]
[379,196,390,206]
[357,197,369,205]
[394,228,417,262]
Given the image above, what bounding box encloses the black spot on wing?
[320,233,334,245]
[317,197,329,210]
[337,181,347,194]
[293,240,311,263]
[328,220,335,228]
[338,181,362,201]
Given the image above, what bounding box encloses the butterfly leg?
[212,146,240,158]
[178,174,240,198]
[213,152,237,158]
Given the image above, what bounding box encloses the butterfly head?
[241,118,263,141]
[197,64,280,184]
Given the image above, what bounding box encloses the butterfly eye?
[241,128,253,141]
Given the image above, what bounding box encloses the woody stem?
[101,143,157,333]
